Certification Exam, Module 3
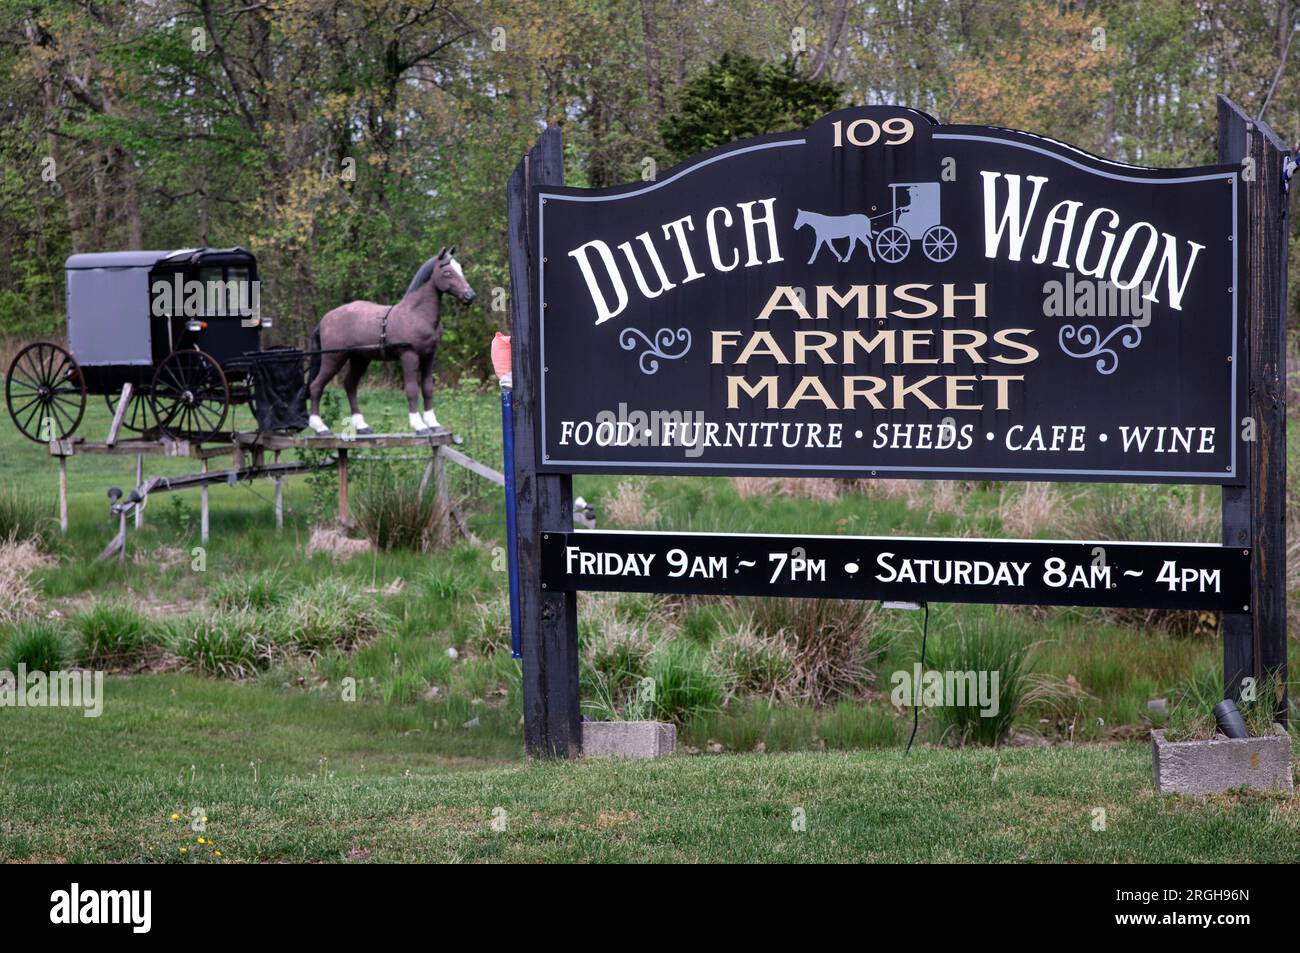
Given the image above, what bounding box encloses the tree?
[659,51,842,161]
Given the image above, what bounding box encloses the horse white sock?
[351,413,370,432]
[409,411,426,431]
[421,409,440,430]
[308,414,330,433]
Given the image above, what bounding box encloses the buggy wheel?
[875,226,910,263]
[922,225,957,263]
[105,388,155,435]
[150,349,229,443]
[5,342,86,442]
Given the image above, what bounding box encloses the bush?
[0,535,51,627]
[0,486,52,547]
[275,579,390,656]
[207,569,290,612]
[711,622,794,699]
[921,620,1059,746]
[162,610,270,678]
[72,602,152,666]
[1,621,69,671]
[818,700,902,750]
[463,594,512,657]
[352,459,450,553]
[747,598,890,705]
[646,640,725,723]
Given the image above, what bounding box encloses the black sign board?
[541,531,1251,612]
[535,106,1243,483]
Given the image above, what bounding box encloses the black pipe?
[1213,699,1249,738]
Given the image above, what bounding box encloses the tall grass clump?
[207,569,290,612]
[0,534,52,627]
[577,594,658,718]
[72,602,152,666]
[1,621,69,671]
[921,619,1059,746]
[711,621,794,699]
[161,609,270,678]
[646,640,725,723]
[352,460,450,553]
[1166,663,1287,740]
[746,598,890,705]
[818,700,903,750]
[275,579,390,656]
[998,482,1063,537]
[463,594,512,657]
[0,486,51,546]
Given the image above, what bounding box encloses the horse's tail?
[308,324,322,383]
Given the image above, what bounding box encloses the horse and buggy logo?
[794,181,957,265]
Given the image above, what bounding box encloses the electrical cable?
[905,601,930,756]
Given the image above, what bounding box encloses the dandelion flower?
[170,813,180,821]
[197,837,206,844]
[179,847,187,854]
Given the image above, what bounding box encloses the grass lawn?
[1,675,1297,863]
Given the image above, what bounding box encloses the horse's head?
[430,246,476,304]
[793,209,808,230]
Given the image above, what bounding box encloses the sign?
[535,106,1243,483]
[541,531,1252,612]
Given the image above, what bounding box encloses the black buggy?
[4,247,283,444]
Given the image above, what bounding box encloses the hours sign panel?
[534,106,1243,483]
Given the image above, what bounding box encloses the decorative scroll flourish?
[619,327,692,375]
[1058,323,1143,375]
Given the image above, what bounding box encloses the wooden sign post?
[1217,96,1291,721]
[508,127,582,758]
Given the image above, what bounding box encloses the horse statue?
[307,247,476,436]
[793,208,877,264]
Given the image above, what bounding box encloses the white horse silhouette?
[794,208,877,264]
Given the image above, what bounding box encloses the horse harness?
[379,305,394,359]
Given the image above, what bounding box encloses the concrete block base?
[1152,725,1293,795]
[582,721,676,759]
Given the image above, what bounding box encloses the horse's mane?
[404,256,440,297]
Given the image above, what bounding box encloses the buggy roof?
[65,247,255,270]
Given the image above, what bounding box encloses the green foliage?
[646,640,725,723]
[922,619,1059,746]
[160,610,270,679]
[275,579,390,656]
[1,622,69,672]
[660,52,843,161]
[206,569,291,612]
[352,458,449,553]
[0,486,53,546]
[818,700,903,750]
[72,602,151,665]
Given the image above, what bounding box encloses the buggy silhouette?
[873,182,958,264]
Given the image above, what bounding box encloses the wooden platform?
[51,425,505,558]
[233,428,455,451]
[47,436,231,460]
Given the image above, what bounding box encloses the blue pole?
[501,386,523,658]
